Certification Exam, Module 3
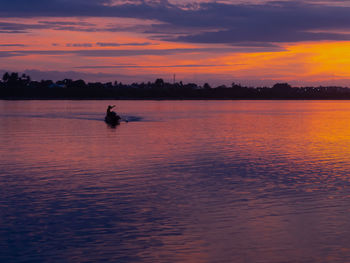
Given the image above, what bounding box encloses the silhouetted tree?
[2,72,10,82]
[203,83,211,89]
[73,79,86,89]
[2,71,350,100]
[272,83,292,90]
[21,74,31,86]
[155,78,164,87]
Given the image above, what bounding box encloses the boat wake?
[0,113,143,122]
[125,116,142,122]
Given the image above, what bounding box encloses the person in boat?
[105,105,121,125]
[106,105,117,118]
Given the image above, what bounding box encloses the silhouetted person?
[105,105,121,125]
[107,105,117,117]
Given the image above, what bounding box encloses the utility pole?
[173,74,176,84]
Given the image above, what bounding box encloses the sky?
[2,0,350,86]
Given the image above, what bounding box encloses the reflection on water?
[1,100,350,262]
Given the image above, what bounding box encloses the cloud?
[38,20,95,27]
[0,20,153,34]
[2,1,350,44]
[0,21,47,33]
[175,29,350,43]
[75,64,234,69]
[96,42,155,47]
[66,43,93,47]
[0,46,285,58]
[0,20,98,33]
[52,42,155,48]
[0,44,26,47]
[148,1,350,43]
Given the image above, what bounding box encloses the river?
[1,100,350,262]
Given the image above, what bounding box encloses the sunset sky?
[2,0,350,86]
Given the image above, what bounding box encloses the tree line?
[1,72,350,99]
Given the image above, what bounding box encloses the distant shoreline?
[2,72,350,100]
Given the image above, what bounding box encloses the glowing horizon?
[2,0,350,86]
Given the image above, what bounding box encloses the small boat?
[105,112,121,126]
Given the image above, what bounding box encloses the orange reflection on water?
[2,101,350,262]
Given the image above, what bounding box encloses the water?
[1,100,350,262]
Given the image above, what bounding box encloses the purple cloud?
[96,42,155,47]
[0,44,26,47]
[66,43,93,47]
[75,64,234,69]
[0,45,285,58]
[1,0,350,44]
